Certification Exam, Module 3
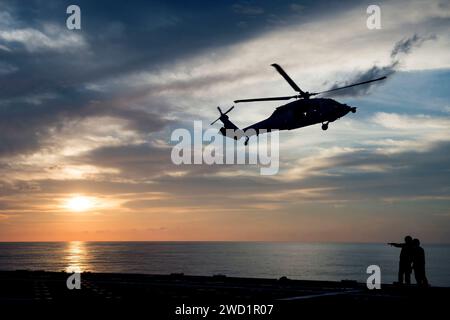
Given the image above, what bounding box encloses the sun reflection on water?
[65,241,90,273]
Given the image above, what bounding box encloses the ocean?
[0,242,449,286]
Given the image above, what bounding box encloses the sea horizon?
[1,241,449,286]
[2,240,450,244]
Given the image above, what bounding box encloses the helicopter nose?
[341,104,356,115]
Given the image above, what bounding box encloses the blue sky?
[0,0,449,242]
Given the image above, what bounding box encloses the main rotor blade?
[234,95,297,103]
[211,106,234,125]
[271,63,306,96]
[313,76,387,95]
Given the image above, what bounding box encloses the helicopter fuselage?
[243,98,356,133]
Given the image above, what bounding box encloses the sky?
[0,0,449,242]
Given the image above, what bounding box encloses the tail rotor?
[211,106,234,125]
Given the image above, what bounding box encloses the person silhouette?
[412,238,429,287]
[388,236,413,284]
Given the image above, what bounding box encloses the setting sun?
[65,196,94,212]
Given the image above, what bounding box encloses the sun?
[65,196,94,212]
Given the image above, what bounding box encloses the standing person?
[412,238,429,287]
[388,236,413,284]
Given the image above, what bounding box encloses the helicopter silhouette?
[211,63,387,144]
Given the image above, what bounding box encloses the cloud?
[232,3,265,15]
[372,112,450,130]
[289,4,304,13]
[0,96,169,157]
[277,140,450,203]
[0,0,286,157]
[0,24,86,52]
[73,143,173,180]
[0,62,17,75]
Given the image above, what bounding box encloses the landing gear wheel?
[321,123,328,131]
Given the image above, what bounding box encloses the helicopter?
[211,63,387,144]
